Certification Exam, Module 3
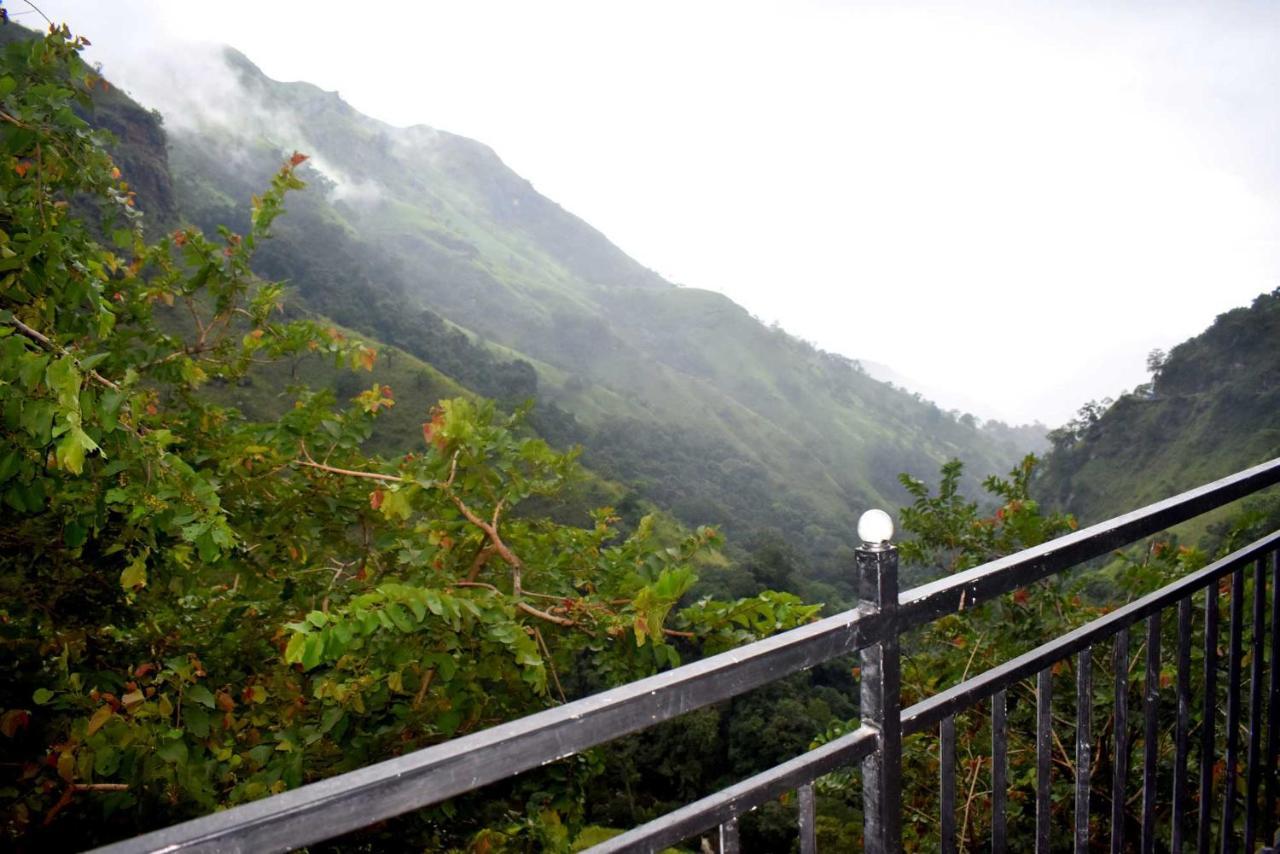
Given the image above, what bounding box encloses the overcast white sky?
[28,0,1280,425]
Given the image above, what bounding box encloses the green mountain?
[1037,289,1280,524]
[154,47,1038,565]
[7,20,1039,579]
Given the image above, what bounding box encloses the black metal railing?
[91,457,1280,853]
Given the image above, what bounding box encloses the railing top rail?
[90,602,885,854]
[901,528,1280,738]
[898,455,1280,626]
[88,456,1280,854]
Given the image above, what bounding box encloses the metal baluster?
[1142,613,1161,853]
[1268,551,1280,845]
[1223,567,1245,854]
[1038,668,1052,854]
[941,715,957,854]
[798,783,817,854]
[1248,559,1267,851]
[857,511,902,854]
[1113,628,1130,854]
[1173,597,1192,853]
[1076,648,1093,854]
[1200,581,1220,854]
[719,816,740,854]
[993,688,1008,854]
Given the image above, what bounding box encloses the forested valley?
[3,19,1279,853]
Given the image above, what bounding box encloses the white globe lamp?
[857,509,894,547]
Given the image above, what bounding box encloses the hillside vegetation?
[1038,289,1280,523]
[152,46,1038,573]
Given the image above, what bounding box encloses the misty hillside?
[1037,288,1280,522]
[152,46,1042,561]
[0,14,1047,573]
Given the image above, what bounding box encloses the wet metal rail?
[91,457,1280,853]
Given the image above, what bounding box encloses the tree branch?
[8,316,120,390]
[296,442,403,482]
[517,601,574,627]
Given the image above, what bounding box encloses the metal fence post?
[857,510,903,854]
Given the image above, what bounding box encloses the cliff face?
[88,89,177,230]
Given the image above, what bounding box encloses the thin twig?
[957,755,984,853]
[517,601,575,627]
[533,626,567,703]
[958,632,985,683]
[296,442,403,482]
[22,1,54,26]
[412,667,435,710]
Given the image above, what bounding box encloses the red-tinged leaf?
[289,151,309,167]
[215,691,236,712]
[0,709,30,738]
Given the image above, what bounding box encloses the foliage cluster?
[0,28,819,851]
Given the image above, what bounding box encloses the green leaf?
[56,426,100,475]
[185,707,210,739]
[379,488,413,521]
[156,739,188,765]
[301,634,324,670]
[119,554,146,590]
[93,746,120,776]
[32,688,54,705]
[385,603,415,633]
[45,356,82,410]
[186,684,215,709]
[284,632,307,665]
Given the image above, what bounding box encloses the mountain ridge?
[14,21,1043,577]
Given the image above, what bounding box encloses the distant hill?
[17,21,1042,578]
[1037,289,1280,522]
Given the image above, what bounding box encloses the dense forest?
[3,18,1280,854]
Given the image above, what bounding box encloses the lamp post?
[857,509,902,854]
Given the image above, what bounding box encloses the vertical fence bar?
[1113,628,1130,854]
[941,715,957,854]
[857,529,902,854]
[1200,581,1220,854]
[798,783,817,854]
[1173,596,1192,853]
[1037,668,1052,854]
[1141,612,1161,853]
[1268,550,1280,846]
[719,817,740,854]
[1247,558,1266,851]
[1076,648,1093,854]
[1223,567,1245,854]
[992,688,1008,854]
